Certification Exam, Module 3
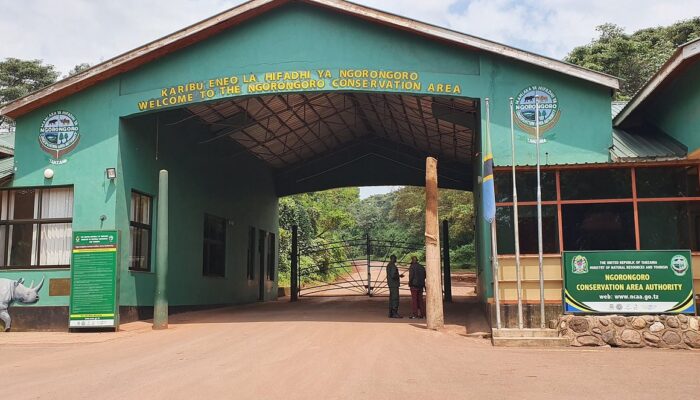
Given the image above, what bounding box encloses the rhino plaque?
[0,277,45,331]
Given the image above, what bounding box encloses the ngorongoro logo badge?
[670,254,689,277]
[514,86,560,143]
[39,110,80,164]
[572,255,588,274]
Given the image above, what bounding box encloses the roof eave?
[0,0,619,120]
[614,38,700,127]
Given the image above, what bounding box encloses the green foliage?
[66,63,91,77]
[0,58,59,128]
[277,188,360,285]
[566,18,700,99]
[277,185,476,286]
[0,58,58,105]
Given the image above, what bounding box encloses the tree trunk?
[425,157,444,330]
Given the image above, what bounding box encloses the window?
[496,205,559,254]
[267,233,276,281]
[638,202,700,251]
[0,187,73,269]
[636,166,700,198]
[203,214,226,277]
[560,168,631,200]
[258,229,267,278]
[495,164,700,255]
[495,170,556,203]
[247,227,256,280]
[562,203,635,251]
[129,191,152,271]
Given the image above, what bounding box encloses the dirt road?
[1,298,698,400]
[301,260,475,297]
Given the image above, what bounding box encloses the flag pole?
[485,98,501,330]
[509,98,524,330]
[535,99,545,328]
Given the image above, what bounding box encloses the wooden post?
[442,219,452,303]
[291,225,298,302]
[425,157,444,330]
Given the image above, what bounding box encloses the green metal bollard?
[153,170,169,330]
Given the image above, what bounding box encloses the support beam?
[291,225,299,302]
[425,157,444,330]
[153,170,169,330]
[442,219,452,303]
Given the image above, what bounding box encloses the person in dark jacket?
[408,256,426,319]
[386,255,404,318]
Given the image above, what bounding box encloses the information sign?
[69,231,119,328]
[563,250,695,314]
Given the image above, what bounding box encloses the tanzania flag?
[482,102,496,223]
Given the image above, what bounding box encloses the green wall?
[4,1,615,313]
[2,80,121,308]
[117,112,278,307]
[644,59,700,152]
[113,3,613,167]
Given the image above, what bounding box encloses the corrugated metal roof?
[0,157,15,180]
[0,133,15,155]
[610,128,686,162]
[187,93,476,168]
[611,101,628,119]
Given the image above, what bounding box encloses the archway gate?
[289,223,453,299]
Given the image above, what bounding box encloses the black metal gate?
[291,232,422,298]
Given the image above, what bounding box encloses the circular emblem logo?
[514,86,560,143]
[670,255,689,276]
[572,255,589,274]
[39,111,80,160]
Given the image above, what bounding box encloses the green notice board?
[563,250,695,314]
[69,230,119,328]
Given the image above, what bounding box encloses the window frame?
[0,185,74,270]
[202,213,226,278]
[128,190,153,272]
[494,162,700,256]
[267,232,276,281]
[246,226,256,280]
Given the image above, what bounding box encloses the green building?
[0,0,698,331]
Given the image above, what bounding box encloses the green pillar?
[153,170,169,330]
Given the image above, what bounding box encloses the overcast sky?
[2,0,697,198]
[2,0,698,76]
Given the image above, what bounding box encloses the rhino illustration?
[0,277,44,331]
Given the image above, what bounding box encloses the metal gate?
[292,233,423,298]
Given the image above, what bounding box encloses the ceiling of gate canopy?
[185,92,477,169]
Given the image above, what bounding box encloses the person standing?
[408,256,426,319]
[386,255,404,318]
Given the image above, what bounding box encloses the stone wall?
[555,314,700,349]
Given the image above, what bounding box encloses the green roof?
[611,128,686,162]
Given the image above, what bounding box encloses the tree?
[0,58,59,128]
[0,58,58,105]
[566,18,700,99]
[66,63,91,77]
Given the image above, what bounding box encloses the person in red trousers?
[408,256,426,319]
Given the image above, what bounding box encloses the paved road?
[1,297,698,400]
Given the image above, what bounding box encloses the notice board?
[69,230,119,328]
[563,250,695,314]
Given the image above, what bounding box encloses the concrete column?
[425,157,444,330]
[153,170,169,330]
